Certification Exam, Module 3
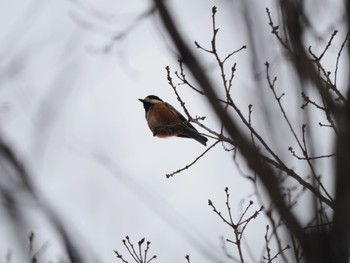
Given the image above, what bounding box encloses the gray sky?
[0,0,345,262]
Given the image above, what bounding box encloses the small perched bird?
[139,95,208,146]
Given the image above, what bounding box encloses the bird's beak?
[138,98,144,103]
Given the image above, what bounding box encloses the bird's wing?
[165,102,197,131]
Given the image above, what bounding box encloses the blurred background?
[0,0,346,262]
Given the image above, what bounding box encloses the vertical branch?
[332,8,350,260]
[332,56,350,263]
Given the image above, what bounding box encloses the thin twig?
[175,60,205,95]
[266,8,293,53]
[124,237,140,263]
[318,30,338,61]
[220,237,240,262]
[334,32,349,86]
[115,237,157,263]
[209,189,263,263]
[166,66,191,119]
[114,250,128,263]
[264,225,272,262]
[288,146,336,160]
[260,154,334,208]
[166,140,220,178]
[265,62,333,204]
[308,46,346,103]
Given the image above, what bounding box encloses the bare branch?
[166,140,220,178]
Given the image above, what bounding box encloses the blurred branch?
[263,225,290,263]
[71,4,156,53]
[0,136,83,263]
[332,17,350,263]
[28,232,50,263]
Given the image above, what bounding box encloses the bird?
[138,95,208,146]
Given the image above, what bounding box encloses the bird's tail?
[183,127,208,146]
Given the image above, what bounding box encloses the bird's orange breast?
[146,103,183,137]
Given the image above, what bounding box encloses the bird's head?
[138,95,164,113]
[138,95,163,104]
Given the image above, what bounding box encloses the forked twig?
[209,188,264,262]
[114,236,157,263]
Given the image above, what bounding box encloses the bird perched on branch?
[139,95,208,146]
